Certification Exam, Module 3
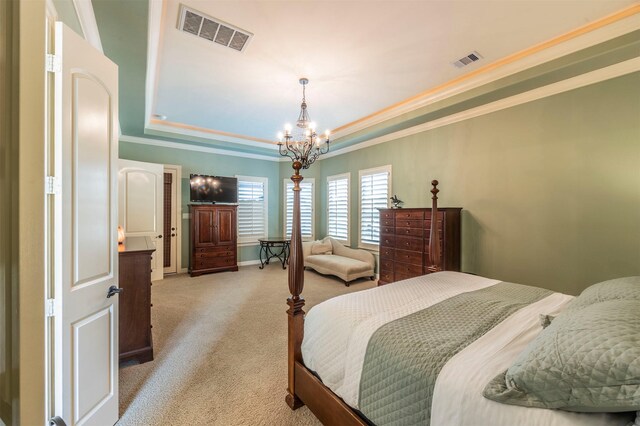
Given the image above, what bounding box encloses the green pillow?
[566,276,640,311]
[484,297,640,412]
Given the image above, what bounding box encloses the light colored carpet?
[118,264,377,425]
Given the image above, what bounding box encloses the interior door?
[163,168,178,274]
[52,22,119,425]
[118,159,164,281]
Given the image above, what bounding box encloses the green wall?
[119,142,282,268]
[311,73,640,295]
[93,0,148,136]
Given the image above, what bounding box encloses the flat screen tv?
[190,174,238,204]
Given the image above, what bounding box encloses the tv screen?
[190,175,238,204]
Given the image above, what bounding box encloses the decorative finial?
[431,180,439,198]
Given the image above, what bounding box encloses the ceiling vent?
[453,51,482,68]
[177,5,253,52]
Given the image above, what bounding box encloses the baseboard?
[178,262,259,271]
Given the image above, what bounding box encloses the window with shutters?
[236,176,268,245]
[359,165,391,250]
[326,173,350,244]
[284,178,314,241]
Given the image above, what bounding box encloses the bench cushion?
[306,254,373,282]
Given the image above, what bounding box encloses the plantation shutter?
[360,170,390,246]
[237,178,267,243]
[327,176,349,242]
[285,180,313,240]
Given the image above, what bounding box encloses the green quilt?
[358,282,552,425]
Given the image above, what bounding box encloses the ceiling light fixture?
[277,78,330,169]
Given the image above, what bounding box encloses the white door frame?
[163,164,182,274]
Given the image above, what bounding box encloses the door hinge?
[45,176,61,195]
[46,54,61,73]
[46,299,56,317]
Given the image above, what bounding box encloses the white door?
[52,22,119,425]
[163,167,178,274]
[118,159,164,281]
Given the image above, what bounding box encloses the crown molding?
[72,0,103,53]
[322,56,640,160]
[142,4,639,152]
[146,121,279,150]
[46,0,57,19]
[145,0,164,128]
[330,5,640,140]
[120,135,286,162]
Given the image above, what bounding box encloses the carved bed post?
[286,160,305,409]
[427,180,442,273]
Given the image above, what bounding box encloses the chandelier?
[277,78,330,169]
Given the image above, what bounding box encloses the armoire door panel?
[216,208,235,246]
[195,210,215,246]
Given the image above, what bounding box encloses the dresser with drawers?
[189,204,238,277]
[119,236,155,364]
[378,207,462,285]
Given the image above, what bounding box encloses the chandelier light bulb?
[324,129,330,138]
[276,78,330,169]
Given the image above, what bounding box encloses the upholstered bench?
[302,237,376,286]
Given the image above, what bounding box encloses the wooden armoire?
[378,207,462,285]
[189,204,238,277]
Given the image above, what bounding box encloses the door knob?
[157,234,163,239]
[49,416,68,426]
[107,285,124,298]
[171,233,176,237]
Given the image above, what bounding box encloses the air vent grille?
[453,51,482,68]
[199,19,219,41]
[178,5,253,52]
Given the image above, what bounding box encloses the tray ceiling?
[147,0,636,148]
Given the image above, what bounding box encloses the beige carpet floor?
[118,264,377,425]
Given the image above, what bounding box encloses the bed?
[284,177,638,425]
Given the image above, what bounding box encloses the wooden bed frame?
[285,160,443,425]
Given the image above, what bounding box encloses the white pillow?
[310,240,332,255]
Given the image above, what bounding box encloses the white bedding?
[301,271,631,425]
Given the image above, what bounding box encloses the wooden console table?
[118,236,155,364]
